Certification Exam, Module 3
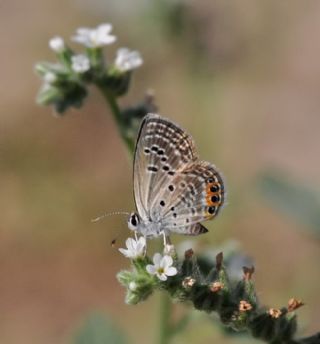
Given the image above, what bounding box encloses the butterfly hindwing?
[158,161,225,235]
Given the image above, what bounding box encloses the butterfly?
[128,113,225,238]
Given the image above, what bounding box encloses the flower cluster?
[117,237,307,343]
[119,236,178,280]
[117,236,178,304]
[35,23,143,114]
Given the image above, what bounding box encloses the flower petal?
[160,255,173,269]
[138,236,146,247]
[158,273,167,281]
[125,238,134,252]
[118,248,130,257]
[76,27,91,35]
[97,23,112,33]
[135,237,146,252]
[146,264,156,275]
[165,266,177,276]
[153,253,162,266]
[135,244,144,255]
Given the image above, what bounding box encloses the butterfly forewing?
[133,114,197,221]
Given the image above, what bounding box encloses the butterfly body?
[129,114,225,238]
[128,214,163,237]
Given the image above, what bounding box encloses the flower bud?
[117,271,155,305]
[36,84,61,106]
[209,281,223,293]
[287,298,304,312]
[49,36,65,53]
[99,71,131,97]
[182,276,196,289]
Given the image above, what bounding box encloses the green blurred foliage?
[257,171,320,237]
[74,313,127,344]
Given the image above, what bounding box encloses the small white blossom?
[43,72,57,83]
[71,54,90,73]
[119,237,146,259]
[49,36,65,52]
[115,48,143,72]
[129,281,137,291]
[72,23,116,48]
[146,253,177,281]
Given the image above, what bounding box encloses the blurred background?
[1,0,320,343]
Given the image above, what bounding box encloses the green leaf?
[73,312,127,344]
[257,171,320,236]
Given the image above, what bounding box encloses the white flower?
[71,54,90,73]
[43,72,57,83]
[115,48,143,72]
[129,281,137,291]
[146,253,177,281]
[72,23,116,48]
[119,237,146,259]
[49,36,65,52]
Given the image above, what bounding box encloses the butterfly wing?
[159,161,225,235]
[133,113,198,221]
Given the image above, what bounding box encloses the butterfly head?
[128,212,141,232]
[128,212,163,237]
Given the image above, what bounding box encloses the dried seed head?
[288,298,304,312]
[182,276,196,288]
[243,266,255,280]
[184,248,194,259]
[239,300,253,312]
[210,281,224,292]
[216,252,223,270]
[268,308,282,318]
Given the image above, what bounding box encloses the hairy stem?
[98,86,135,153]
[100,95,173,343]
[158,293,172,344]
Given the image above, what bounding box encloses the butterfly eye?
[128,213,140,230]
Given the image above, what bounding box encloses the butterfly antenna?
[91,211,130,223]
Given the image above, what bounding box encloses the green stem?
[158,293,172,344]
[98,86,135,154]
[99,87,173,342]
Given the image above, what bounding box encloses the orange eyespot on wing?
[205,181,224,218]
[205,182,222,206]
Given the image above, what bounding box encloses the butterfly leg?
[161,231,172,246]
[161,231,167,246]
